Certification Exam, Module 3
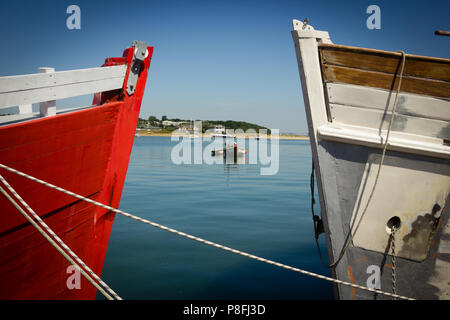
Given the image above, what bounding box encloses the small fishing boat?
[211,132,236,139]
[0,41,153,299]
[292,19,449,300]
[211,143,247,157]
[211,133,247,158]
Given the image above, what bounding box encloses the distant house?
[162,120,177,126]
[178,122,201,134]
[210,125,225,134]
[178,123,192,131]
[162,120,191,127]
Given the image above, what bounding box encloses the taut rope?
[0,163,414,300]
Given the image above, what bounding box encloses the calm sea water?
[99,136,333,299]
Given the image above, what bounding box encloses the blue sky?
[1,0,449,134]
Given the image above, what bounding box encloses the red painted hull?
[0,46,153,299]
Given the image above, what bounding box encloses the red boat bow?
[0,43,153,299]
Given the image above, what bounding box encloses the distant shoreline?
[136,130,309,140]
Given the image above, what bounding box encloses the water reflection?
[222,157,246,186]
[223,155,246,173]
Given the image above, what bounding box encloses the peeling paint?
[399,204,441,261]
[347,266,356,300]
[350,154,450,262]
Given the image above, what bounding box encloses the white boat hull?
[292,19,450,300]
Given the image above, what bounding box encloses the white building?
[212,125,225,134]
[162,120,189,127]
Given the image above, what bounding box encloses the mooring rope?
[0,174,121,300]
[0,163,414,300]
[327,51,407,269]
[0,185,116,300]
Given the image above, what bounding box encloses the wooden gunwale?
[319,43,450,99]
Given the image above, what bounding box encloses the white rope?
[0,174,121,300]
[0,185,116,300]
[0,163,414,300]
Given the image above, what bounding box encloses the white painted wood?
[291,22,336,274]
[330,103,450,139]
[0,105,96,126]
[0,65,126,93]
[0,76,124,109]
[317,123,450,159]
[297,30,331,41]
[292,19,331,43]
[0,65,126,109]
[0,113,40,126]
[327,83,450,122]
[291,32,331,194]
[292,37,330,139]
[18,104,32,114]
[38,67,56,117]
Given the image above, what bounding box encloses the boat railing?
[0,41,151,126]
[0,65,125,117]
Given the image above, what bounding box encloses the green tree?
[137,117,148,128]
[148,115,159,126]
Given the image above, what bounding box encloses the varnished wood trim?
[319,43,450,65]
[319,44,450,82]
[322,64,450,99]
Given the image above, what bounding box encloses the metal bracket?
[126,40,148,95]
[292,19,332,43]
[292,18,314,31]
